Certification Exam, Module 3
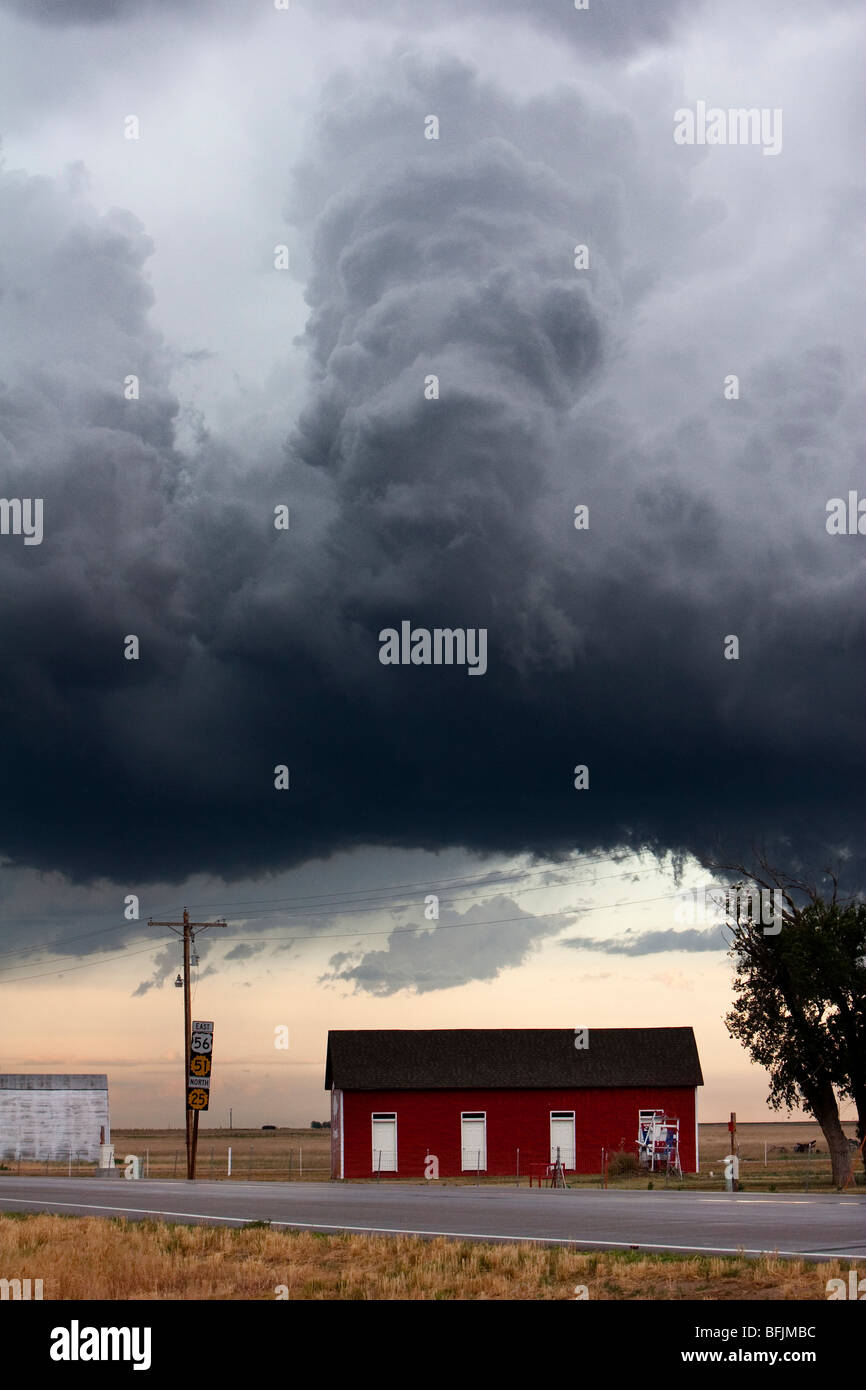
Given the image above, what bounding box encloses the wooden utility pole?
[147,907,226,1178]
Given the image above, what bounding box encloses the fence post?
[516,1148,520,1185]
[300,1146,303,1178]
[288,1149,292,1180]
[173,1151,178,1178]
[145,1149,149,1179]
[227,1146,232,1177]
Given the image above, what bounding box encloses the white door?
[550,1114,575,1169]
[371,1115,397,1172]
[461,1115,486,1171]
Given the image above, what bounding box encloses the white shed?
[0,1074,109,1162]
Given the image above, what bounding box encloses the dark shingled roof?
[325,1029,703,1091]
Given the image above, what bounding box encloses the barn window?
[461,1112,487,1171]
[371,1113,397,1172]
[550,1111,575,1170]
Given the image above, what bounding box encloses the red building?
[326,1027,703,1179]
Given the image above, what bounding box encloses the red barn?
[326,1027,703,1179]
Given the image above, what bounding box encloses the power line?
[0,849,698,982]
[0,858,660,972]
[214,891,680,944]
[0,920,130,960]
[0,845,639,936]
[171,848,628,912]
[212,864,656,924]
[146,907,226,1180]
[0,940,169,985]
[0,888,691,984]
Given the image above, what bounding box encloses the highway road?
[1,1177,864,1260]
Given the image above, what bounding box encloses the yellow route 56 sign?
[189,1054,211,1077]
[187,1088,209,1110]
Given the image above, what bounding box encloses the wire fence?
[2,1137,862,1189]
[0,1149,89,1177]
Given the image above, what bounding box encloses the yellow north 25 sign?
[187,1021,214,1110]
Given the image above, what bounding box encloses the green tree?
[718,859,865,1186]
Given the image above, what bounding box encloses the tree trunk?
[809,1083,854,1186]
[851,1091,866,1176]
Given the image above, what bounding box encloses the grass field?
[696,1121,862,1191]
[0,1212,853,1300]
[1,1121,861,1190]
[113,1126,332,1181]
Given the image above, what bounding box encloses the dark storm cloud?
[1,0,125,19]
[322,895,570,996]
[223,942,266,962]
[132,931,220,992]
[2,0,691,52]
[132,943,177,996]
[0,0,218,23]
[565,927,727,956]
[0,48,863,929]
[313,0,696,57]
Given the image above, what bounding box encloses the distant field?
[700,1120,860,1161]
[111,1127,333,1181]
[0,1126,331,1181]
[696,1122,862,1191]
[0,1212,851,1300]
[1,1122,861,1190]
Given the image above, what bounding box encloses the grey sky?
[0,0,862,1004]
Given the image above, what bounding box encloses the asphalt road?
[1,1177,864,1261]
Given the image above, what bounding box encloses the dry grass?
[0,1127,333,1182]
[0,1212,852,1300]
[699,1120,859,1162]
[120,1126,333,1180]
